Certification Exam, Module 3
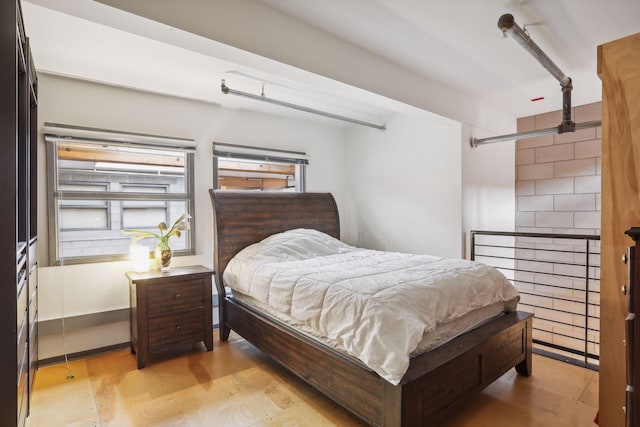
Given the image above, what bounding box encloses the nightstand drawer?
[148,309,204,350]
[147,280,204,315]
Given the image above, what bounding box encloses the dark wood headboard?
[209,190,340,292]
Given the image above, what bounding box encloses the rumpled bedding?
[223,228,519,385]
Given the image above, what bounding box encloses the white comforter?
[223,228,519,385]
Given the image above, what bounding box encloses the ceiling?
[22,0,410,129]
[22,0,640,128]
[257,0,640,117]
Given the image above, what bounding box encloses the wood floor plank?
[578,372,599,408]
[27,359,101,426]
[27,331,598,426]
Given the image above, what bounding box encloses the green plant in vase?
[124,213,191,272]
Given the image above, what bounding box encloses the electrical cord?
[59,230,74,380]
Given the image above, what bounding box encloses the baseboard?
[37,302,220,363]
[39,301,219,336]
[38,308,130,335]
[39,324,220,366]
[38,342,131,367]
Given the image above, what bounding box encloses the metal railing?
[471,230,600,370]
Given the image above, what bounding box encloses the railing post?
[584,239,590,366]
[472,230,599,370]
[470,231,476,261]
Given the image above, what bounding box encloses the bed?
[210,190,532,426]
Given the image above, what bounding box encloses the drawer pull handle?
[622,285,628,295]
[176,325,182,331]
[174,293,181,300]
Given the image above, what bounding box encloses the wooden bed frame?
[210,190,532,426]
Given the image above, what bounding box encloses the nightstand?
[126,265,214,368]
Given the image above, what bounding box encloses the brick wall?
[514,102,601,363]
[516,102,601,233]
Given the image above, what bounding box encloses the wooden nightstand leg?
[137,342,149,369]
[219,324,230,342]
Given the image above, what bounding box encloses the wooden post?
[598,32,640,427]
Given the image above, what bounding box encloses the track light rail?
[221,80,386,131]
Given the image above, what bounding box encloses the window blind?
[43,122,196,152]
[212,142,309,165]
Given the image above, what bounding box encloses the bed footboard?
[384,310,533,426]
[225,296,533,427]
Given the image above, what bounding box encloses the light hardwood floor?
[27,331,599,426]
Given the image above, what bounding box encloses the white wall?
[343,111,462,258]
[461,124,516,258]
[37,73,348,358]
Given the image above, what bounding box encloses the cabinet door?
[28,266,37,406]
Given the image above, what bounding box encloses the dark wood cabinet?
[2,1,38,425]
[625,228,640,426]
[127,266,214,368]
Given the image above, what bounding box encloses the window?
[59,182,109,230]
[121,184,169,229]
[213,143,308,192]
[45,124,195,265]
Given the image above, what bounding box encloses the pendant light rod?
[498,13,574,132]
[471,14,599,147]
[470,120,601,147]
[498,14,571,88]
[220,80,386,131]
